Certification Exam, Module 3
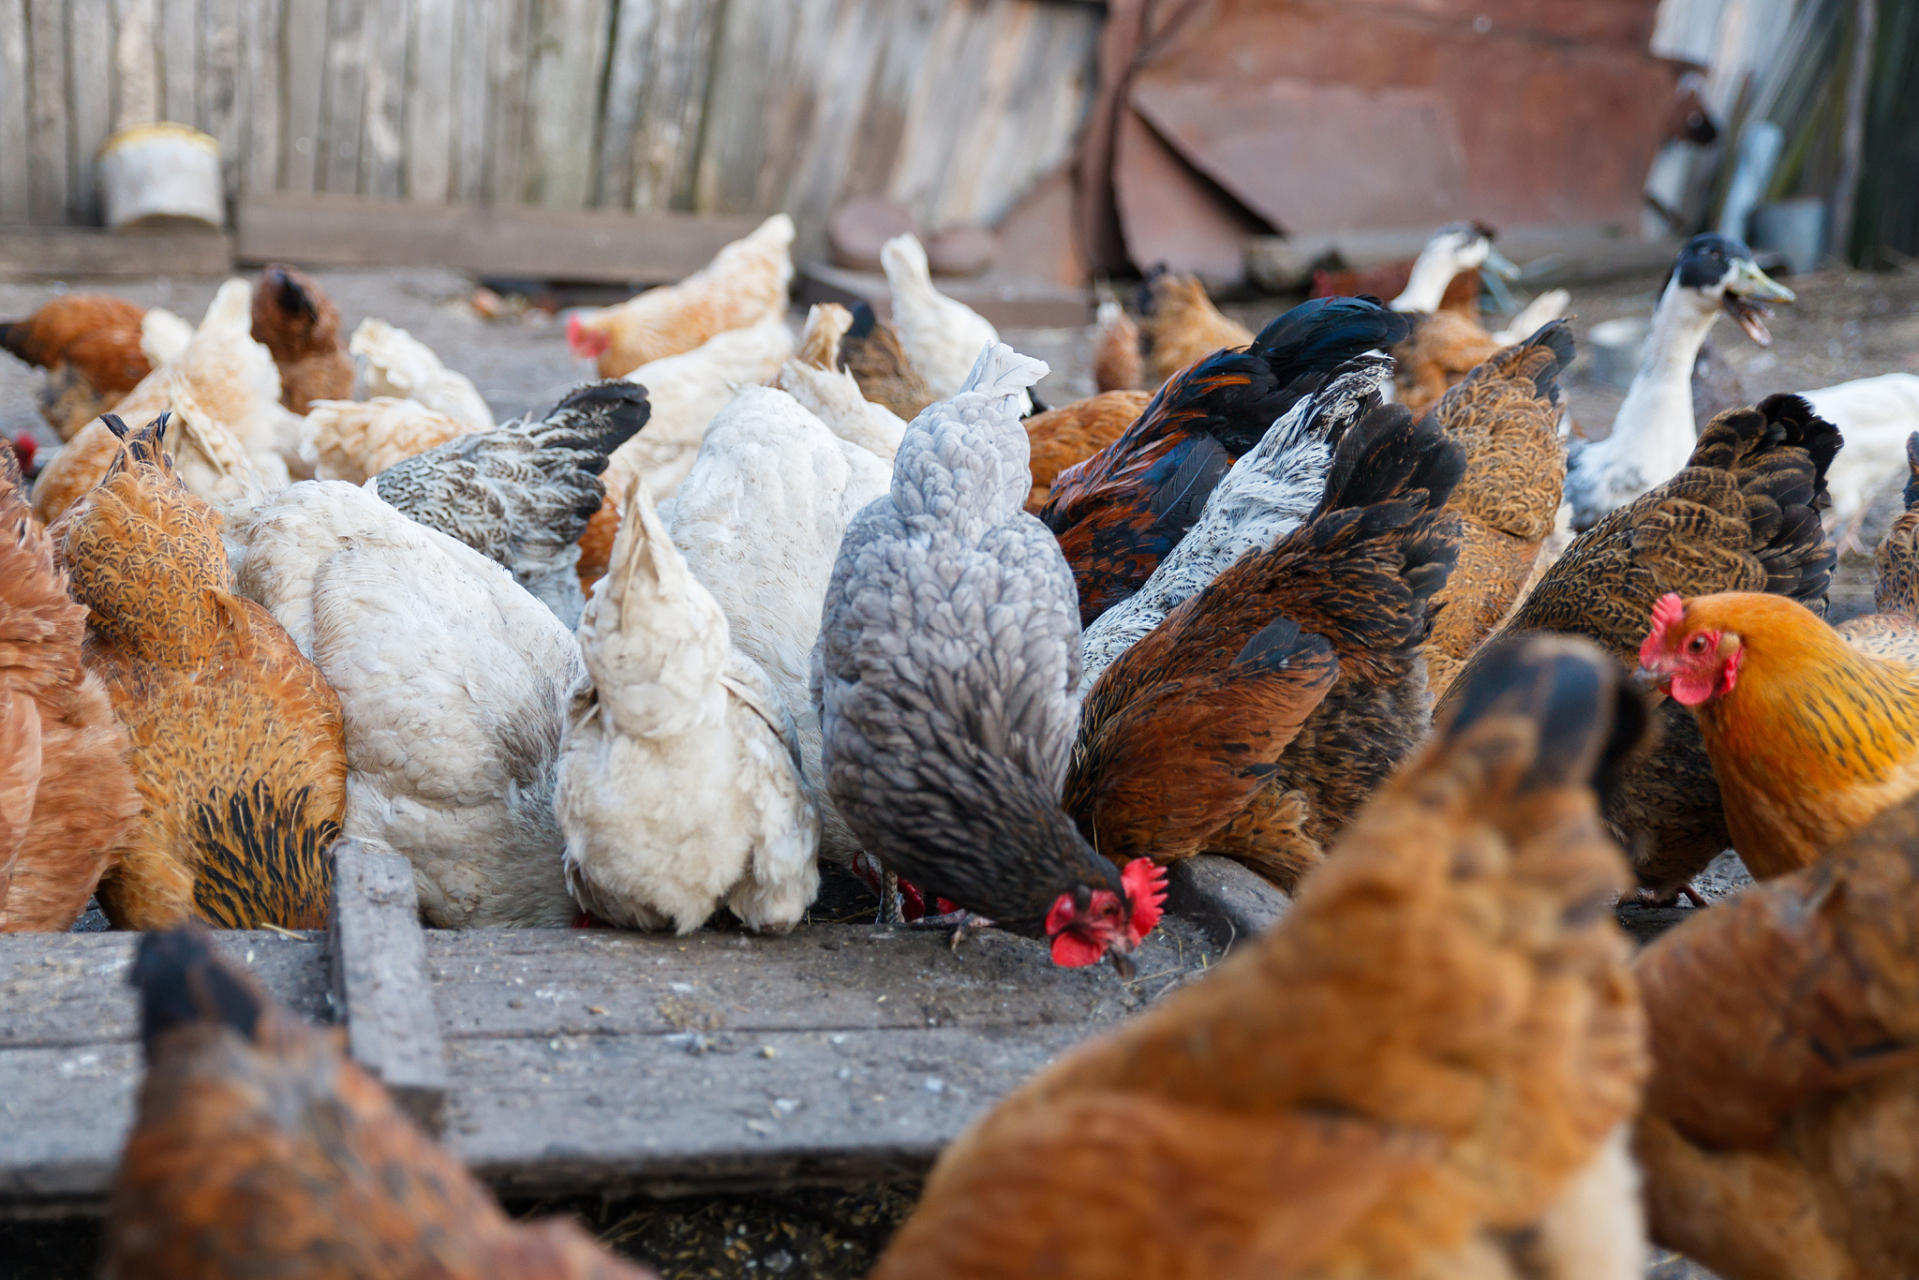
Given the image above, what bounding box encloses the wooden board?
[234,192,764,283]
[67,0,115,225]
[0,227,234,278]
[24,0,68,223]
[0,0,30,224]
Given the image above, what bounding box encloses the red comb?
[1123,857,1168,942]
[566,313,609,360]
[1639,593,1687,669]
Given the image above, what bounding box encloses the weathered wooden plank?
[200,0,242,194]
[319,0,367,193]
[280,0,326,192]
[406,0,455,202]
[483,0,533,204]
[450,0,490,202]
[24,0,69,224]
[236,0,282,192]
[773,0,893,240]
[158,0,199,126]
[522,0,612,208]
[0,0,33,224]
[67,0,116,224]
[234,191,762,281]
[592,0,654,208]
[690,0,800,213]
[329,840,448,1133]
[626,0,722,212]
[359,0,409,198]
[841,0,943,201]
[0,226,233,277]
[111,0,161,134]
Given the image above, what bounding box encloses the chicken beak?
[1633,665,1671,701]
[1722,260,1796,347]
[1108,945,1137,980]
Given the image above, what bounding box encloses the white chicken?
[557,477,818,935]
[659,385,892,861]
[138,307,194,369]
[778,303,908,461]
[232,480,583,928]
[607,314,793,503]
[349,318,495,430]
[880,233,1029,412]
[298,397,472,485]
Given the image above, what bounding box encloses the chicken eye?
[1688,635,1708,653]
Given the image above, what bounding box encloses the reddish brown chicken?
[1133,269,1256,389]
[1023,390,1152,512]
[0,293,152,440]
[106,927,656,1280]
[1042,296,1411,625]
[250,264,355,414]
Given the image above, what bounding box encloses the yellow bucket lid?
[99,122,220,161]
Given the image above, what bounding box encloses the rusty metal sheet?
[1129,76,1471,235]
[1112,106,1270,282]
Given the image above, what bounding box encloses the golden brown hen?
[839,299,936,422]
[1023,390,1151,513]
[1134,268,1255,388]
[876,633,1652,1280]
[1393,308,1508,420]
[1634,788,1919,1280]
[1447,394,1837,899]
[1091,299,1143,393]
[64,414,346,930]
[107,927,656,1280]
[250,264,355,414]
[0,447,138,930]
[1421,321,1573,699]
[0,293,153,440]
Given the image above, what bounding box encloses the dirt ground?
[4,259,1915,1279]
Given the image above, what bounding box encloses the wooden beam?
[234,191,765,283]
[328,840,449,1134]
[0,226,232,277]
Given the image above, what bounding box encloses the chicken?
[576,494,621,596]
[605,313,793,505]
[250,264,355,415]
[1022,390,1151,513]
[1421,321,1574,699]
[298,397,472,485]
[1067,392,1459,891]
[816,344,1167,970]
[1565,235,1795,531]
[1636,585,1919,881]
[0,293,152,440]
[1451,393,1838,898]
[349,318,494,430]
[659,385,892,865]
[837,299,936,422]
[1075,356,1391,690]
[106,927,657,1280]
[1633,788,1919,1280]
[565,213,794,379]
[65,414,345,931]
[1393,309,1506,422]
[233,479,583,929]
[879,233,1010,405]
[374,380,648,629]
[33,280,297,523]
[1133,268,1254,388]
[557,476,819,934]
[0,448,138,929]
[875,633,1651,1280]
[777,303,908,461]
[1042,295,1411,626]
[1091,298,1143,393]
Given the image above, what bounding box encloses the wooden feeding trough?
[0,842,1287,1215]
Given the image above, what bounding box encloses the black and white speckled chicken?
[372,381,649,627]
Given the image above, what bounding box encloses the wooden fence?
[0,0,1102,251]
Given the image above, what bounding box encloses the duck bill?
[1722,260,1796,347]
[1482,245,1522,281]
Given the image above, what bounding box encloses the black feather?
[846,300,878,341]
[130,928,264,1058]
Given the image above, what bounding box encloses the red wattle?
[1050,931,1104,968]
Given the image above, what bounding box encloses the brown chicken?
[1023,390,1151,512]
[0,687,35,910]
[250,264,355,414]
[65,414,347,931]
[107,927,655,1280]
[1394,308,1508,420]
[1091,299,1143,393]
[1446,394,1838,899]
[1421,321,1573,699]
[1134,268,1255,388]
[0,447,139,930]
[1310,261,1480,318]
[839,299,936,421]
[1068,402,1461,891]
[876,633,1651,1280]
[0,293,152,440]
[1634,788,1919,1280]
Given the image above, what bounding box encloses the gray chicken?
[814,343,1165,972]
[372,380,648,626]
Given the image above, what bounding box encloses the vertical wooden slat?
[0,0,28,223]
[594,0,655,209]
[451,0,490,203]
[777,0,896,238]
[281,0,325,193]
[238,0,283,192]
[159,0,199,124]
[485,0,533,205]
[627,0,722,212]
[842,0,941,200]
[25,0,69,223]
[522,0,612,208]
[693,0,801,214]
[68,0,115,223]
[200,0,241,195]
[407,0,455,202]
[320,0,366,192]
[361,0,408,198]
[113,0,161,132]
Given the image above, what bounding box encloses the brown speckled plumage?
[65,414,346,930]
[840,302,936,422]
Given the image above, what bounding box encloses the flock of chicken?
[6,212,1919,1277]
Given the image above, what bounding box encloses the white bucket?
[98,123,224,231]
